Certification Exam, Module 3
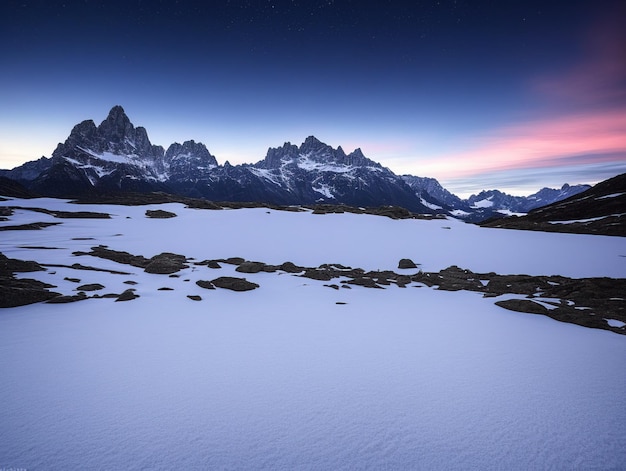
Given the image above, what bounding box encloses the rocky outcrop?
[211,276,259,291]
[398,258,417,269]
[145,209,177,218]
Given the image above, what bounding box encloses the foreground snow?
[1,197,625,470]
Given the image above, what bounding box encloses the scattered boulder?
[436,266,485,291]
[187,295,202,301]
[196,280,215,290]
[124,280,138,285]
[344,277,383,289]
[158,287,174,291]
[76,283,105,291]
[64,277,81,283]
[145,209,177,219]
[77,246,150,268]
[196,259,221,269]
[115,289,139,302]
[144,252,188,274]
[222,257,245,265]
[211,276,259,291]
[398,258,418,269]
[302,268,336,281]
[236,261,265,273]
[47,292,88,304]
[280,261,304,273]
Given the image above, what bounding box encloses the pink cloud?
[422,110,626,179]
[423,7,626,182]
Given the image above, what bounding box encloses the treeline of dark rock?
[2,249,624,336]
[481,173,626,237]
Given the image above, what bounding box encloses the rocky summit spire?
[299,135,330,155]
[97,105,134,143]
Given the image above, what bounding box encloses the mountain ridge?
[1,106,592,219]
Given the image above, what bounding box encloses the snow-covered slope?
[1,197,625,470]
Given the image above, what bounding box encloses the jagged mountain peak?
[165,140,218,176]
[97,105,134,141]
[258,136,377,170]
[298,135,336,157]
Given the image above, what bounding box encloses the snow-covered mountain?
[401,175,590,222]
[2,106,433,212]
[466,184,591,213]
[1,105,589,219]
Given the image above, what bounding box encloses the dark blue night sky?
[1,0,624,195]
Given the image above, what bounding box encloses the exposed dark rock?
[0,222,61,231]
[222,257,245,265]
[144,252,188,274]
[187,295,202,301]
[64,277,81,283]
[344,277,383,289]
[196,259,221,269]
[0,252,46,275]
[43,262,132,275]
[47,292,88,304]
[398,258,418,269]
[124,280,138,285]
[115,289,139,302]
[0,207,13,220]
[324,284,340,290]
[320,263,352,270]
[336,302,347,305]
[94,293,121,299]
[236,261,266,273]
[76,246,150,268]
[211,276,259,291]
[18,246,60,250]
[196,280,215,290]
[0,176,37,198]
[145,209,177,218]
[76,283,105,291]
[435,266,486,291]
[495,299,549,315]
[8,206,110,219]
[280,261,304,273]
[302,268,337,281]
[158,287,174,291]
[0,277,61,307]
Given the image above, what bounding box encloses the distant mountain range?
[1,105,591,221]
[481,173,626,236]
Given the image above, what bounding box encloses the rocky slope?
[480,173,626,236]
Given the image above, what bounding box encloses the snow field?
[1,197,625,470]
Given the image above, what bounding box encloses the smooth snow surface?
[1,197,625,470]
